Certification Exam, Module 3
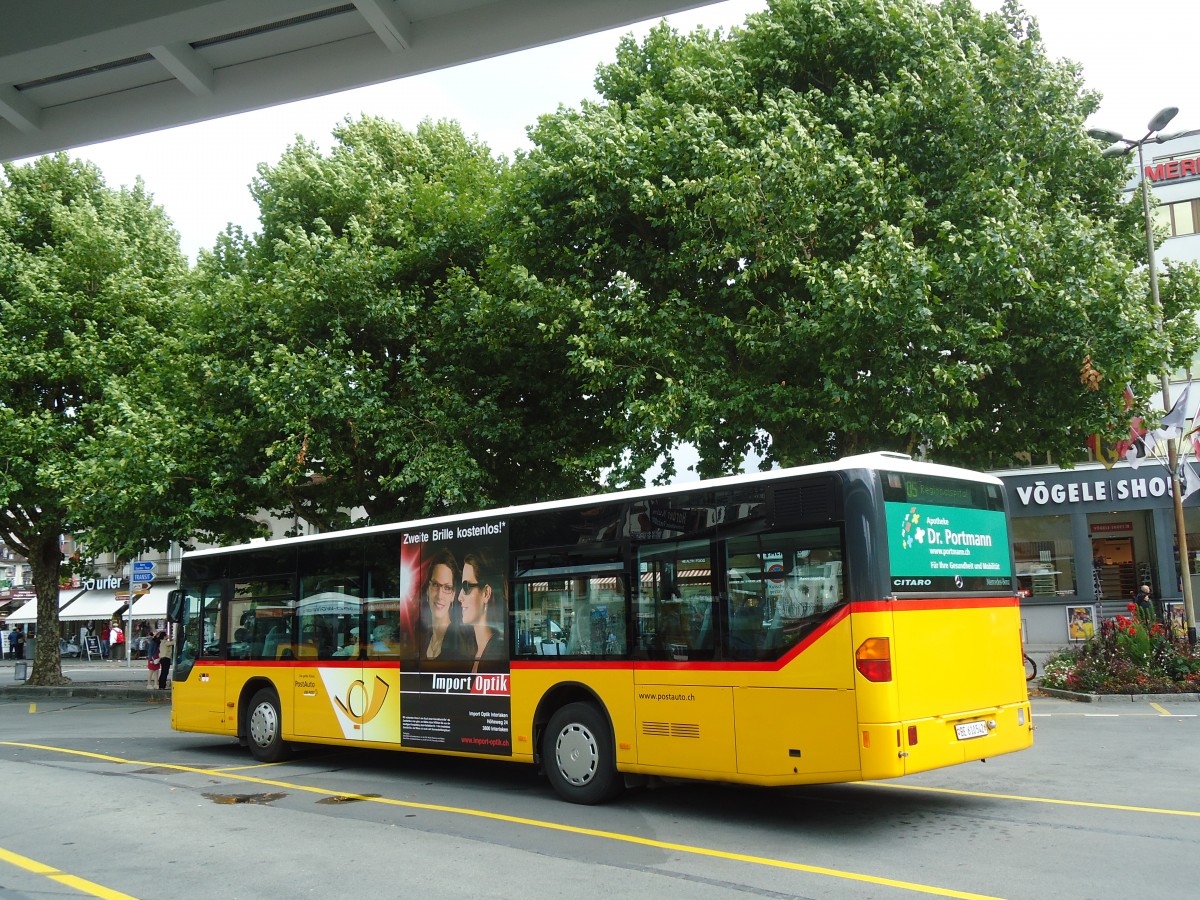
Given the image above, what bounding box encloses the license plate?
[955,721,989,741]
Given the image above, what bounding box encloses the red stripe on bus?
[200,596,1015,674]
[513,604,854,673]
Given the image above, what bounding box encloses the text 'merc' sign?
[1146,156,1200,183]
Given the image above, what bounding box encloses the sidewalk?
[0,655,170,701]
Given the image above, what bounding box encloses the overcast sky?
[53,0,1195,262]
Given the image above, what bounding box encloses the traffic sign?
[131,571,155,583]
[132,561,156,572]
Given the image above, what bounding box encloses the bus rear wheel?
[543,702,623,805]
[246,688,288,762]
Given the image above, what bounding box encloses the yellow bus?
[168,452,1032,803]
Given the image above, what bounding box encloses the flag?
[1089,384,1142,468]
[1158,383,1194,443]
[1183,461,1200,501]
[1087,434,1123,469]
[1126,407,1154,468]
[1127,430,1158,469]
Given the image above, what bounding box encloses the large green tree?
[0,155,188,684]
[184,117,621,528]
[510,0,1200,479]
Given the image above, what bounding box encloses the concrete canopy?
[1,0,718,162]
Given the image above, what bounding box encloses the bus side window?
[725,529,845,660]
[637,540,715,661]
[512,566,627,659]
[728,594,763,660]
[200,586,223,659]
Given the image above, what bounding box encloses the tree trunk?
[27,530,69,686]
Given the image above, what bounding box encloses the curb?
[0,684,171,702]
[1039,686,1200,703]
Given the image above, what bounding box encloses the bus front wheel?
[246,688,288,762]
[543,702,623,804]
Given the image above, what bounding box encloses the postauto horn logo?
[333,675,390,724]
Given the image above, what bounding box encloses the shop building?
[2,545,181,653]
[1142,129,1200,266]
[991,129,1200,646]
[1,516,300,649]
[3,573,177,652]
[995,461,1200,645]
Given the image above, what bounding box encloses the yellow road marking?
[0,741,999,900]
[0,846,138,900]
[213,760,295,772]
[865,781,1200,817]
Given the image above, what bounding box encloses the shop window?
[1013,515,1076,597]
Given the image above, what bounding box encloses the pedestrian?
[100,622,110,659]
[109,621,125,661]
[146,630,162,688]
[1135,584,1155,622]
[157,630,174,690]
[12,627,25,660]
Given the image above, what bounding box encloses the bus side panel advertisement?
[397,520,513,756]
[885,501,1013,593]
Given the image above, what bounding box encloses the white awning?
[5,589,88,624]
[58,590,128,622]
[4,586,174,625]
[118,586,172,621]
[4,600,39,624]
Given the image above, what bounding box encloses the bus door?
[292,590,363,740]
[725,529,860,780]
[632,539,734,774]
[172,581,230,734]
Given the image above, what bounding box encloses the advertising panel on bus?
[398,518,512,755]
[883,474,1013,594]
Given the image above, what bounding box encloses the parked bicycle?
[1023,652,1037,681]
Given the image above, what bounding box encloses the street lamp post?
[1089,107,1197,645]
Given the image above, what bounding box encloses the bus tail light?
[856,637,892,682]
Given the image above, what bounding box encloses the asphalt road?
[1,691,1197,900]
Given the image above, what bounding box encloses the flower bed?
[1040,605,1200,694]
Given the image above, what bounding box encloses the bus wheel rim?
[249,701,278,747]
[555,722,598,786]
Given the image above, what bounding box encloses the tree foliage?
[0,154,187,683]
[185,117,620,529]
[510,0,1200,477]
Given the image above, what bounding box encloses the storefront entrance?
[1090,536,1136,601]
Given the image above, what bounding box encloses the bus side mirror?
[167,589,183,623]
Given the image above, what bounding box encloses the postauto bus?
[167,452,1032,803]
